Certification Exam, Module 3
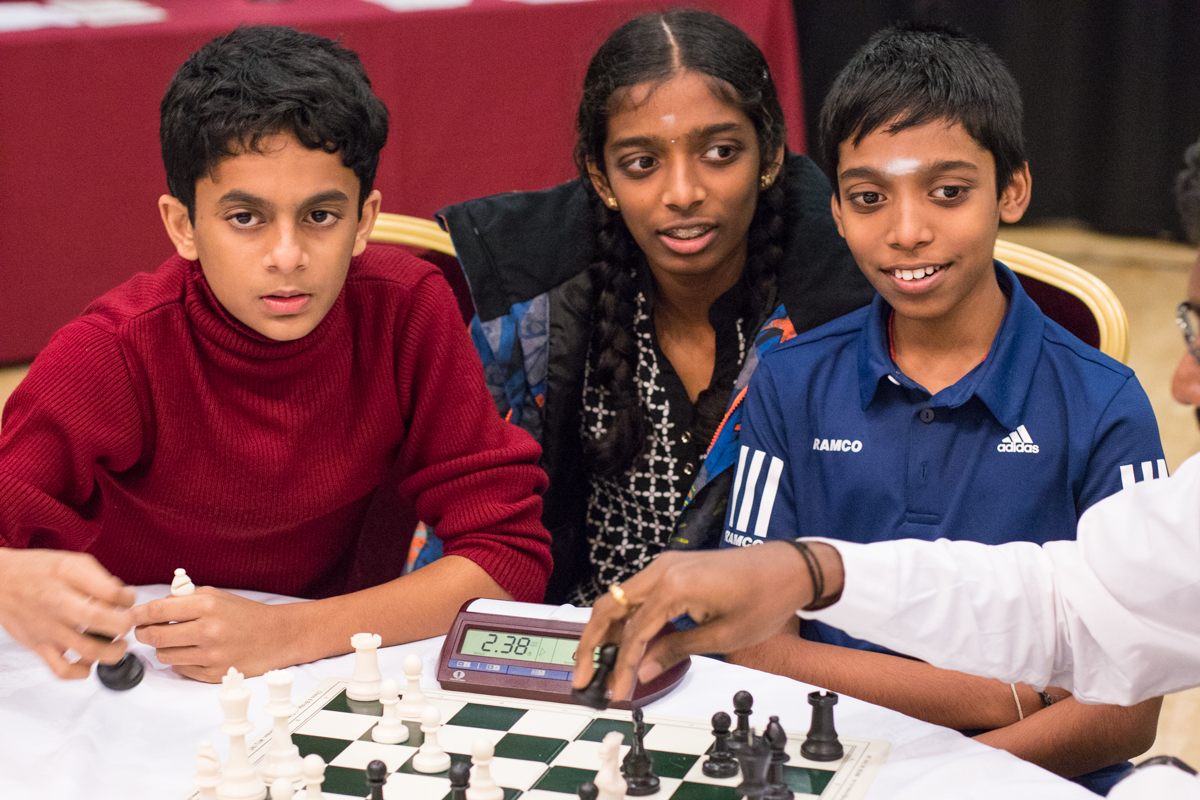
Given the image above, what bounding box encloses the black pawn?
[622,707,660,796]
[572,643,619,710]
[732,729,772,800]
[449,761,471,800]
[578,780,599,800]
[800,692,843,762]
[366,759,388,800]
[96,652,144,691]
[731,691,754,745]
[703,711,740,779]
[763,716,792,800]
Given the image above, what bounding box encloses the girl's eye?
[704,144,736,160]
[934,185,966,200]
[625,155,657,173]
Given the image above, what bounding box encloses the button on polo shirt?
[721,262,1164,624]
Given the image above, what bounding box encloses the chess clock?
[437,598,690,708]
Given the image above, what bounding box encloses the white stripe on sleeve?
[728,446,750,527]
[736,450,767,532]
[753,457,785,539]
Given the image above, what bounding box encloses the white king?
[260,669,304,787]
[217,667,266,800]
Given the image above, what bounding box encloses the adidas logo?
[996,425,1039,453]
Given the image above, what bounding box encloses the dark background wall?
[794,0,1200,241]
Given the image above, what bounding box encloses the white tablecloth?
[0,586,1095,799]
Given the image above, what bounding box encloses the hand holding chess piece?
[571,643,619,709]
[0,547,135,680]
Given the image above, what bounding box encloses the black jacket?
[438,153,875,602]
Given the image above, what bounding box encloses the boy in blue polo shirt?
[721,24,1164,794]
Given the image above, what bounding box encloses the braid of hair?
[686,168,789,453]
[583,192,649,478]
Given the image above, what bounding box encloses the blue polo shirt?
[720,264,1163,793]
[722,262,1163,637]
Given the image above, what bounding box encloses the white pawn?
[301,754,326,800]
[270,778,295,800]
[595,731,626,800]
[395,653,428,720]
[347,632,383,701]
[372,679,409,744]
[172,567,195,596]
[466,738,504,800]
[193,740,221,800]
[412,705,452,773]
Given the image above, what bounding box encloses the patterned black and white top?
[572,285,749,606]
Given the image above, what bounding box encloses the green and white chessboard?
[180,678,890,800]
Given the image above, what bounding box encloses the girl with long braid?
[439,10,873,605]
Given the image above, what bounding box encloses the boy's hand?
[131,587,292,682]
[0,548,136,679]
[572,542,841,701]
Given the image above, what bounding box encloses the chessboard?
[178,678,890,800]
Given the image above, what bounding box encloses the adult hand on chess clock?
[573,541,845,701]
[0,548,135,678]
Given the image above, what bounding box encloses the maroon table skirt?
[0,0,805,363]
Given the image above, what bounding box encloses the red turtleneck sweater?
[0,245,551,601]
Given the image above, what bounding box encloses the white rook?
[347,632,383,701]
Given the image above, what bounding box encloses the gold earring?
[760,174,774,190]
[605,196,620,211]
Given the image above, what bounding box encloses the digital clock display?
[460,628,579,667]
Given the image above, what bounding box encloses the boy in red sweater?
[0,26,551,682]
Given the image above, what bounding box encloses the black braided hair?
[574,9,789,477]
[1178,137,1200,245]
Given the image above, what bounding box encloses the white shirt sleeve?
[801,452,1200,706]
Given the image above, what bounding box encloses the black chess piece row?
[366,759,470,800]
[698,689,845,799]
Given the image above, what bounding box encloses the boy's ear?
[586,159,616,208]
[830,191,847,239]
[351,189,383,257]
[999,163,1033,224]
[159,195,198,261]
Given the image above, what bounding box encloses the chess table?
[0,586,1098,799]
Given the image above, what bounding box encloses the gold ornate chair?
[995,238,1130,363]
[369,212,470,322]
[369,212,457,256]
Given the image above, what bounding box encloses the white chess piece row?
[194,631,436,799]
[195,666,326,800]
